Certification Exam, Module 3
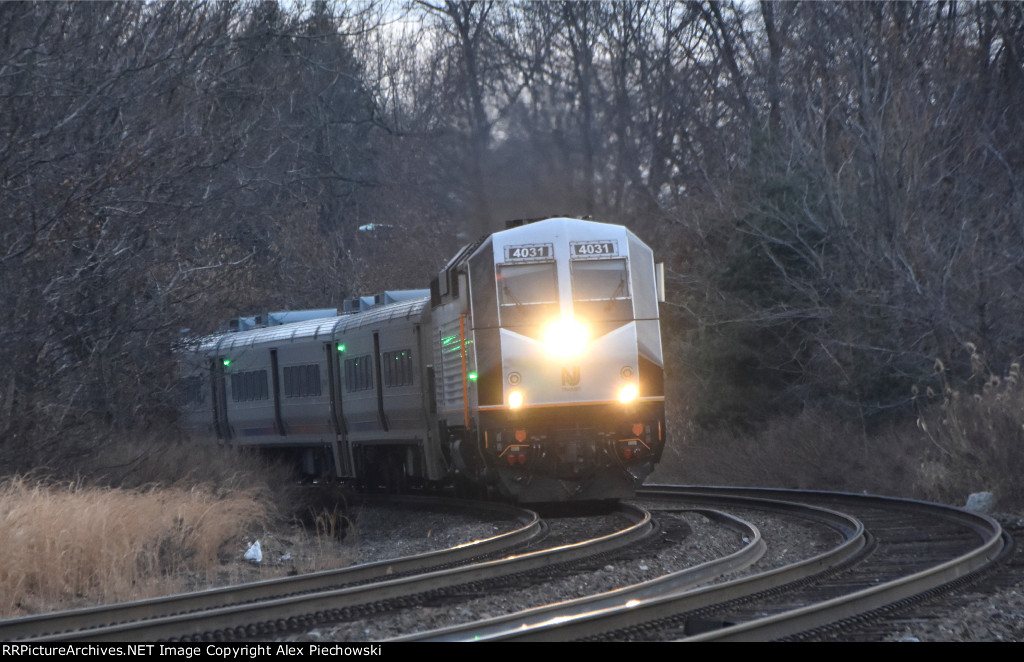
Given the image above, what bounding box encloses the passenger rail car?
[180,217,666,502]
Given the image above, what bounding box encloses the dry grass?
[655,409,920,496]
[909,359,1024,507]
[654,356,1024,510]
[0,434,363,618]
[0,477,270,617]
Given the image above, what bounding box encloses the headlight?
[543,317,589,357]
[508,390,524,409]
[618,383,638,404]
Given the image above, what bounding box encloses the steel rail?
[413,489,866,641]
[0,496,539,641]
[398,507,767,641]
[15,502,653,642]
[662,487,1007,641]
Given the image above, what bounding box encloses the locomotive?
[180,217,666,502]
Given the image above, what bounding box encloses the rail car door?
[210,357,231,441]
[372,331,389,431]
[325,342,354,477]
[338,332,380,434]
[378,325,424,433]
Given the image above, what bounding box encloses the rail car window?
[571,259,632,320]
[283,364,322,398]
[230,370,269,402]
[383,350,414,387]
[344,355,373,392]
[497,262,559,325]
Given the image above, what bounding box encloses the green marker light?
[222,358,231,367]
[337,344,345,352]
[468,372,478,381]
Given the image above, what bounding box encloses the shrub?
[911,358,1024,507]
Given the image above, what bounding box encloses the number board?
[504,244,552,261]
[570,240,618,258]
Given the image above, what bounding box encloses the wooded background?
[2,1,1022,490]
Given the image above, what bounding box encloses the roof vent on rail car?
[343,289,430,314]
[224,309,338,332]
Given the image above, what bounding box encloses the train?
[179,217,666,502]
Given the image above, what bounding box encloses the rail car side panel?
[275,342,333,439]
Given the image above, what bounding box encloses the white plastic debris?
[244,540,262,563]
[965,492,996,514]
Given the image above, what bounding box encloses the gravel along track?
[237,500,524,581]
[287,503,841,642]
[264,498,1024,643]
[201,492,1020,643]
[303,498,1019,643]
[811,513,1024,642]
[292,509,643,641]
[625,490,1007,642]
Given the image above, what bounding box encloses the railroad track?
[649,487,1009,642]
[2,488,1009,642]
[402,486,1005,641]
[403,488,864,641]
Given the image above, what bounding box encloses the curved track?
[668,487,1008,642]
[432,486,1004,642]
[400,507,768,641]
[404,488,864,641]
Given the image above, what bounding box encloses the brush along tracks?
[0,496,542,642]
[405,487,1004,642]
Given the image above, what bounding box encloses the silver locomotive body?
[432,217,665,501]
[180,217,665,502]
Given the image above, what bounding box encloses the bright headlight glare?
[619,383,638,404]
[543,317,589,357]
[508,390,524,409]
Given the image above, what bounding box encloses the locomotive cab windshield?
[497,261,559,326]
[493,242,635,331]
[570,257,631,322]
